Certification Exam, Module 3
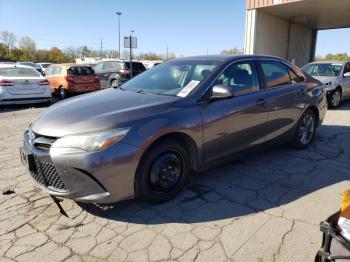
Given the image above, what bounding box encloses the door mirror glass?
[344,72,350,77]
[211,85,234,100]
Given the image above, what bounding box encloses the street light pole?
[116,12,122,59]
[129,30,134,78]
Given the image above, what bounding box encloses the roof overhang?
[254,0,350,30]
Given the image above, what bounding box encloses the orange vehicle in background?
[45,64,101,99]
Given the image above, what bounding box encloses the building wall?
[246,0,302,10]
[244,9,316,66]
[288,23,316,66]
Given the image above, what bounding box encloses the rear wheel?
[110,78,121,88]
[328,88,342,108]
[135,140,190,203]
[59,87,67,99]
[291,109,316,149]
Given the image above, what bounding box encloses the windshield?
[41,63,51,69]
[302,63,343,77]
[121,60,219,96]
[0,67,41,77]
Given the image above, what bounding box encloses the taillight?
[64,75,75,83]
[321,85,327,96]
[38,79,49,86]
[0,80,14,87]
[94,75,100,82]
[119,69,130,76]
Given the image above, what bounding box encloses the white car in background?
[0,64,51,105]
[36,62,52,73]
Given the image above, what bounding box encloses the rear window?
[0,67,41,77]
[67,66,94,76]
[124,62,146,71]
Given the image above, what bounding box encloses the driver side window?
[214,61,260,95]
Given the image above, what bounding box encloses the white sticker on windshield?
[177,80,200,97]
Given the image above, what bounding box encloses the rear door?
[257,59,307,142]
[0,67,47,95]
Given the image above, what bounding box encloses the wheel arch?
[137,132,199,173]
[306,105,320,127]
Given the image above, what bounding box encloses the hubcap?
[60,88,65,98]
[299,114,315,145]
[332,91,341,107]
[149,151,183,193]
[111,80,119,87]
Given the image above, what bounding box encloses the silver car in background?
[302,61,350,108]
[0,64,51,105]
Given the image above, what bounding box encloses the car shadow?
[78,119,350,224]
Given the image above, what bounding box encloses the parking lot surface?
[1,102,350,262]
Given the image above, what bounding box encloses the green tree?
[324,53,349,61]
[221,48,242,55]
[0,43,9,60]
[48,47,65,63]
[0,31,16,55]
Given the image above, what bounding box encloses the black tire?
[135,140,190,203]
[59,87,67,100]
[110,78,121,88]
[291,109,316,149]
[328,88,342,108]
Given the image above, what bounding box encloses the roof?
[175,54,287,62]
[0,64,37,69]
[307,61,348,65]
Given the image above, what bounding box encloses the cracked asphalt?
[1,102,350,262]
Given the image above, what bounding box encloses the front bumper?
[21,131,142,203]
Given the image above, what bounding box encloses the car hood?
[311,76,338,83]
[32,88,179,137]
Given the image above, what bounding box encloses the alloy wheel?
[299,113,315,145]
[331,90,341,107]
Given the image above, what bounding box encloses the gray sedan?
[302,61,350,108]
[20,55,327,203]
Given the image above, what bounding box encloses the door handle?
[256,98,266,106]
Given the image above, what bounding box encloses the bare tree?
[19,36,36,51]
[0,31,17,52]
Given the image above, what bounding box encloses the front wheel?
[135,140,190,203]
[328,88,342,108]
[291,109,316,149]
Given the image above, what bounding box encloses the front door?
[199,60,269,163]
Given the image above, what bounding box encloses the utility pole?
[166,45,169,60]
[116,12,122,59]
[100,38,103,57]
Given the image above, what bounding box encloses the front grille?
[29,128,57,152]
[30,159,67,191]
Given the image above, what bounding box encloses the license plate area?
[20,147,37,172]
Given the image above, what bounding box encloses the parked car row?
[1,58,350,109]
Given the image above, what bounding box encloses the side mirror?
[344,72,350,78]
[210,84,234,100]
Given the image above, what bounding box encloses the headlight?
[52,128,130,152]
[325,81,335,88]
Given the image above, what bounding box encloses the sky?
[0,0,349,57]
